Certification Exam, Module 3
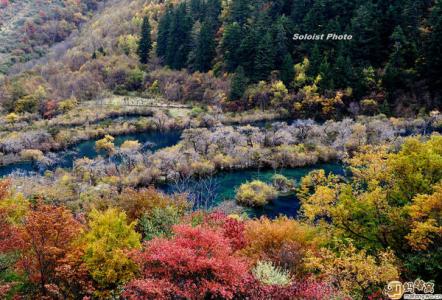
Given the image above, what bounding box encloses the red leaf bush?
[123,224,252,299]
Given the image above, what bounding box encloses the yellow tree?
[406,182,442,251]
[235,180,277,207]
[305,241,399,299]
[95,135,115,157]
[82,208,141,298]
[270,81,289,108]
[241,217,324,277]
[298,136,442,285]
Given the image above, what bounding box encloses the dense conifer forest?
[155,0,441,114]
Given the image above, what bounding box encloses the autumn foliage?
[200,211,247,251]
[0,208,22,253]
[1,133,441,300]
[0,203,84,298]
[242,216,322,277]
[82,208,141,297]
[124,224,251,299]
[118,187,189,222]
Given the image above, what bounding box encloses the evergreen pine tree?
[303,0,328,33]
[230,66,248,100]
[281,0,294,16]
[237,28,257,78]
[98,47,106,56]
[157,7,172,60]
[166,3,193,69]
[138,16,152,64]
[307,44,321,78]
[424,0,442,90]
[350,2,383,66]
[222,23,243,72]
[384,26,417,90]
[187,21,202,71]
[206,0,222,27]
[190,0,204,21]
[334,48,354,88]
[291,0,313,24]
[319,55,334,90]
[379,99,391,116]
[272,17,289,69]
[401,0,422,38]
[280,54,294,87]
[195,21,216,72]
[229,0,251,26]
[166,8,179,67]
[253,32,275,82]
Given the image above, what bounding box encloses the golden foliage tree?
[82,208,141,297]
[305,241,399,299]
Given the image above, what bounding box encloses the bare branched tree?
[170,174,220,210]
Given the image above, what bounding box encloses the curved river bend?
[0,125,344,218]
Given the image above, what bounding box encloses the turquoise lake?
[165,163,345,218]
[0,125,345,218]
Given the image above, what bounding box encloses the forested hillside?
[0,0,105,75]
[155,0,441,113]
[0,0,441,118]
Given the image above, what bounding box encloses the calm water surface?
[209,164,345,218]
[0,130,182,177]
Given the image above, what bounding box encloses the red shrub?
[0,209,24,253]
[42,99,58,119]
[123,225,252,300]
[222,217,247,251]
[0,284,13,299]
[201,212,247,251]
[289,280,343,299]
[247,279,343,300]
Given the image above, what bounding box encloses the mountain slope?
[0,0,105,75]
[0,0,441,118]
